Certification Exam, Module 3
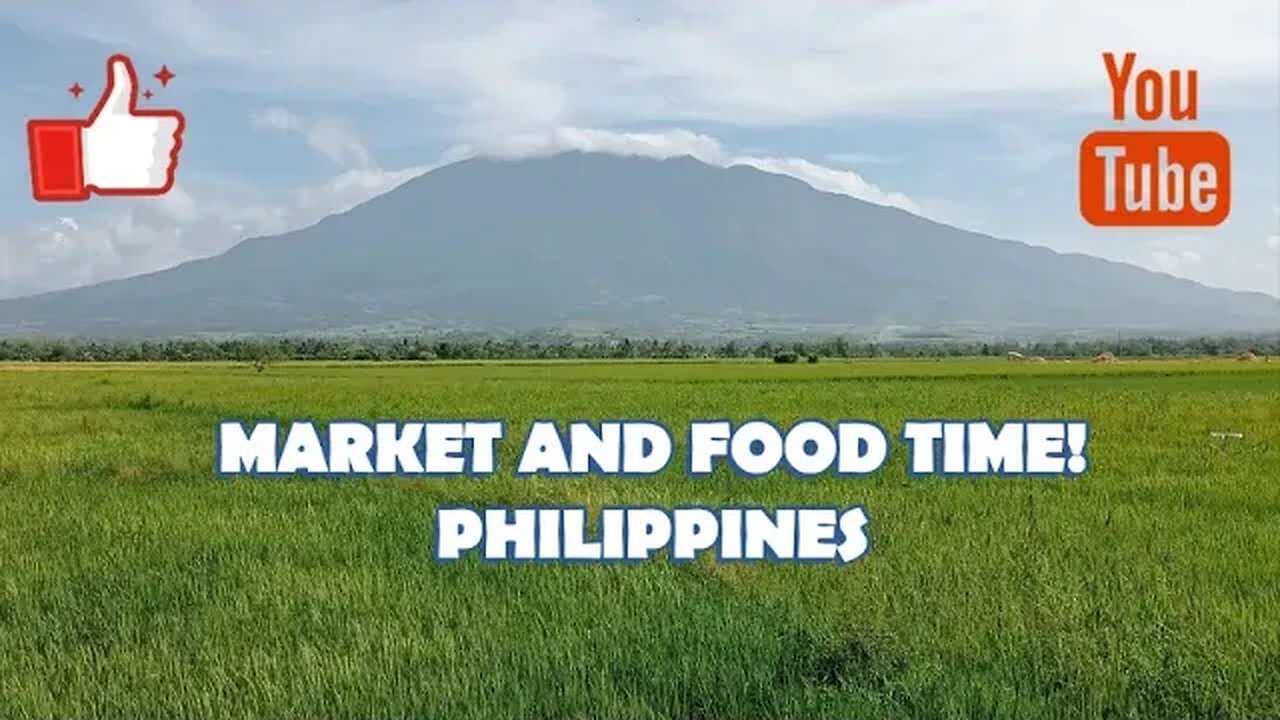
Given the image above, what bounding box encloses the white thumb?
[95,54,139,119]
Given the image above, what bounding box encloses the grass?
[1,358,1278,719]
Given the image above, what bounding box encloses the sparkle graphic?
[68,82,84,99]
[143,89,154,100]
[153,64,175,87]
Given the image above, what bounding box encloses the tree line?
[0,334,1273,363]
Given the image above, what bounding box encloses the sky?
[1,1,1277,301]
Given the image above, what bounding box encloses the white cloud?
[732,156,918,214]
[826,153,902,167]
[461,126,919,213]
[1150,248,1203,274]
[7,1,1276,129]
[1267,235,1280,251]
[250,106,374,169]
[0,187,287,299]
[469,127,726,164]
[983,122,1075,174]
[290,165,435,219]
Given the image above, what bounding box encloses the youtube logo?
[1079,52,1231,227]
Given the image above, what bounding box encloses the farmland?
[1,359,1278,719]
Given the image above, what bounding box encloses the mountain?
[1,152,1276,337]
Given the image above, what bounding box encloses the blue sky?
[2,1,1277,300]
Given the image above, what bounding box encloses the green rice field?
[1,359,1278,718]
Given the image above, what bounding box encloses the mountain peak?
[1,151,1275,337]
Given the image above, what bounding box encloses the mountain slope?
[1,152,1276,336]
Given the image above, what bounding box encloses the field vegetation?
[1,359,1277,718]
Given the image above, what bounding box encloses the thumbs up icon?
[27,54,185,202]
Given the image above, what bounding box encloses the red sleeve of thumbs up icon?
[27,121,87,201]
[27,54,185,202]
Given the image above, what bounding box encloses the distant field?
[1,359,1278,719]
